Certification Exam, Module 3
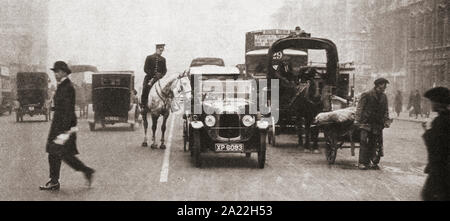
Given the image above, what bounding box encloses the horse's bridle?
[155,73,191,112]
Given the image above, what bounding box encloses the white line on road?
[159,113,178,183]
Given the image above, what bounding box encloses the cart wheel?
[372,138,383,165]
[245,153,251,158]
[325,132,338,164]
[89,122,96,131]
[258,132,267,169]
[192,130,201,168]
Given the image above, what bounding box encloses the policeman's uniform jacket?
[46,78,78,156]
[355,89,389,132]
[422,110,450,200]
[144,53,167,78]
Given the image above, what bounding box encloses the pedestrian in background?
[421,87,450,201]
[394,90,403,117]
[40,61,95,191]
[409,90,422,119]
[355,78,391,170]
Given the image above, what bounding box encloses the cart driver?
[141,44,167,110]
[355,78,391,170]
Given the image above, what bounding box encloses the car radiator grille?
[218,114,240,138]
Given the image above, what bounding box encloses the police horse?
[141,72,190,149]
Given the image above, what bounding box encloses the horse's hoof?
[142,142,148,147]
[160,144,166,150]
[151,144,158,149]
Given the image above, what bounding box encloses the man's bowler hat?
[156,44,165,49]
[50,61,71,74]
[424,87,450,104]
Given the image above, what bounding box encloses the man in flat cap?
[141,44,167,111]
[40,61,95,191]
[355,78,391,170]
[421,87,450,201]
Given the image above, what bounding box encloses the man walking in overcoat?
[141,44,167,110]
[355,78,391,170]
[39,61,95,191]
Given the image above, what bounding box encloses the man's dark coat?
[46,78,78,156]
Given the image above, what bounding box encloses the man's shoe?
[39,181,60,191]
[304,149,311,153]
[84,169,95,187]
[313,149,321,154]
[358,164,370,170]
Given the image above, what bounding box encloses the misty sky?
[48,0,286,84]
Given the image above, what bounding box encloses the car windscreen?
[198,79,254,103]
[190,58,225,67]
[246,54,307,76]
[17,75,48,90]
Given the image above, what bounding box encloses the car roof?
[93,71,134,76]
[246,49,308,56]
[69,65,98,73]
[189,66,240,75]
[17,72,48,77]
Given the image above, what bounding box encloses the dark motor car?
[15,72,51,122]
[88,71,139,131]
[183,66,268,168]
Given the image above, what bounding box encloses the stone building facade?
[0,0,49,74]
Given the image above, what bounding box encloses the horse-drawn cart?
[69,65,98,119]
[313,108,385,165]
[264,34,340,149]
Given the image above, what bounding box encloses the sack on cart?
[315,107,356,124]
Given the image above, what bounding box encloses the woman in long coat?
[421,87,450,201]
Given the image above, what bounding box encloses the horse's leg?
[159,113,169,149]
[296,114,304,148]
[142,110,149,147]
[151,115,159,149]
[304,119,312,151]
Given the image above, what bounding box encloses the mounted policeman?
[141,43,167,111]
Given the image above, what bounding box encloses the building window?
[437,7,445,46]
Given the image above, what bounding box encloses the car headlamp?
[204,115,216,127]
[242,115,255,127]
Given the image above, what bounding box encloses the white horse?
[141,71,190,149]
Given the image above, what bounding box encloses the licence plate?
[29,106,34,111]
[215,143,244,152]
[105,116,119,121]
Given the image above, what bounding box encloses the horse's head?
[167,71,191,112]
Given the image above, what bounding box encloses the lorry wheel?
[258,131,267,169]
[192,130,201,168]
